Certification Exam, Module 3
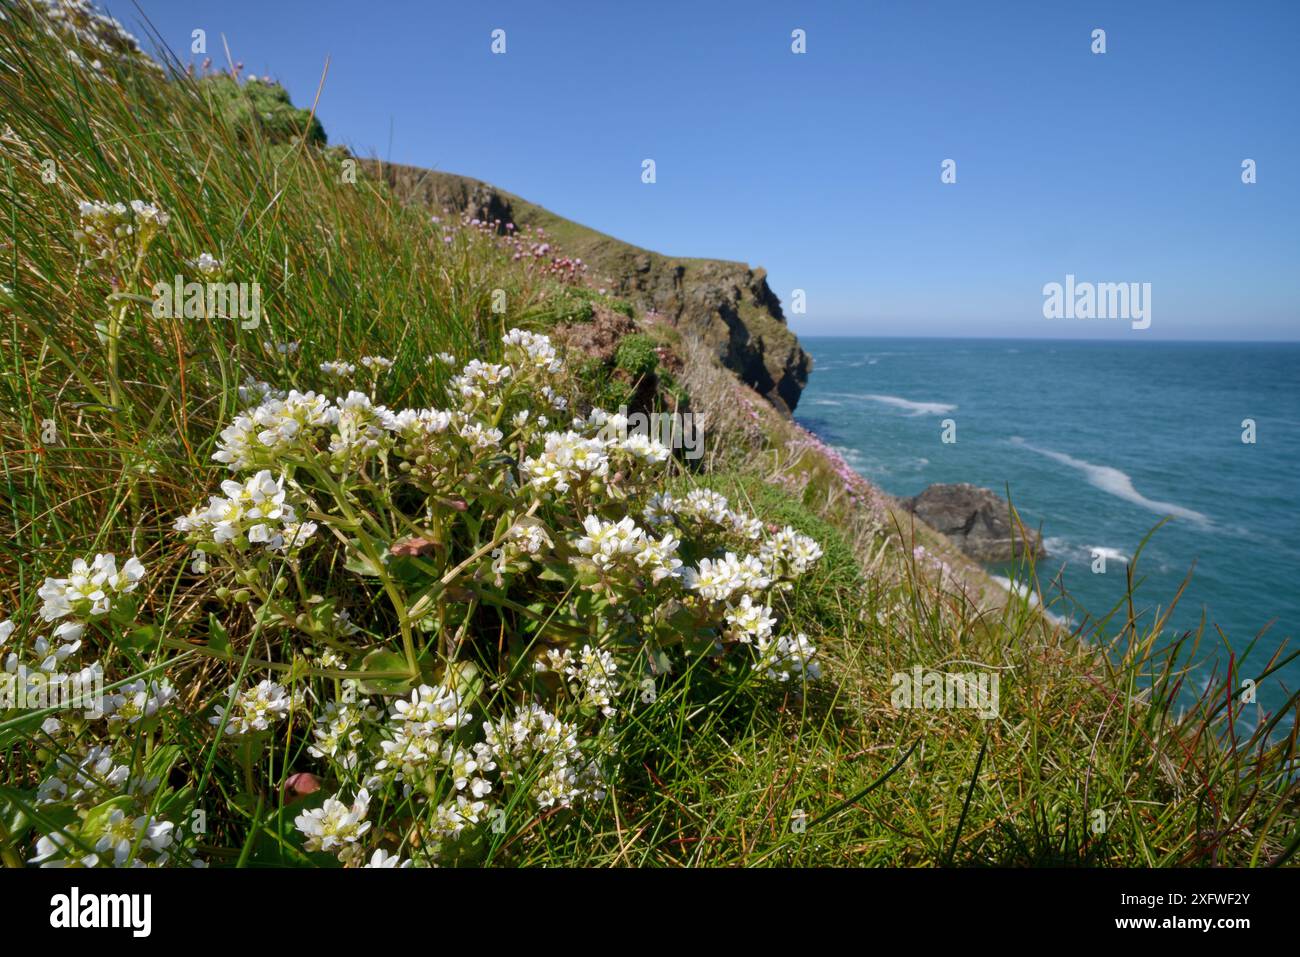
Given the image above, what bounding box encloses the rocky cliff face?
[366,161,812,413]
[904,484,1046,563]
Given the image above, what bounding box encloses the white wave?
[1085,545,1130,564]
[1009,437,1210,526]
[835,393,957,416]
[1042,536,1074,557]
[813,399,842,406]
[990,575,1031,599]
[990,576,1071,626]
[1042,537,1129,564]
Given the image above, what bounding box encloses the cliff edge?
[365,161,812,413]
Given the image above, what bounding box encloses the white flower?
[308,700,371,767]
[573,515,644,571]
[521,430,608,494]
[320,360,357,378]
[642,492,677,527]
[192,252,222,275]
[724,595,777,644]
[391,684,472,732]
[359,355,394,373]
[632,531,682,583]
[329,391,397,461]
[681,553,746,602]
[213,390,337,470]
[502,328,561,373]
[619,432,670,464]
[129,199,169,228]
[450,359,512,403]
[760,526,824,577]
[211,679,293,735]
[175,469,299,549]
[364,848,410,868]
[38,553,146,622]
[93,810,174,867]
[457,421,503,453]
[294,788,372,859]
[755,632,821,682]
[106,678,175,726]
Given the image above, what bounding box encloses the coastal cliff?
[365,162,812,414]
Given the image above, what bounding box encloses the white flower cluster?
[537,645,619,717]
[105,676,176,727]
[174,469,314,553]
[375,683,477,784]
[13,553,194,867]
[159,323,829,865]
[74,198,169,257]
[31,810,174,868]
[320,359,357,378]
[644,488,763,539]
[308,699,376,769]
[724,594,778,644]
[755,632,822,682]
[572,515,682,584]
[31,0,160,74]
[210,679,295,735]
[681,552,771,603]
[483,702,603,810]
[521,430,609,493]
[451,359,512,404]
[38,552,145,621]
[760,526,825,578]
[503,328,562,373]
[191,251,222,276]
[294,787,371,865]
[212,389,336,470]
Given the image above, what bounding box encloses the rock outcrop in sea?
[904,483,1046,563]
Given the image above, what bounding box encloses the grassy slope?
[1,9,1296,867]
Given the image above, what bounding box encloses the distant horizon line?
[792,333,1300,344]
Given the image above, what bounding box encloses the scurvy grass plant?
[1,0,1297,869]
[10,314,824,867]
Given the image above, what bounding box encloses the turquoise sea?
[795,338,1300,716]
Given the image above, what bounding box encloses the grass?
[1,4,1296,868]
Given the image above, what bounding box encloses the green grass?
[1,5,1296,868]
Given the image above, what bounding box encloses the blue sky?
[125,1,1298,340]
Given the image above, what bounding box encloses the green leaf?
[119,623,160,653]
[343,543,384,577]
[358,648,414,695]
[208,614,231,656]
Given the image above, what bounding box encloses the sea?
[795,337,1300,717]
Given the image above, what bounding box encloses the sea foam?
[1010,438,1210,526]
[839,393,957,416]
